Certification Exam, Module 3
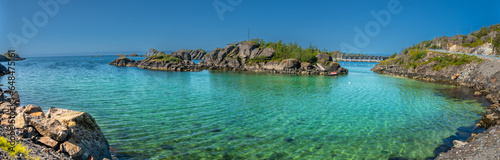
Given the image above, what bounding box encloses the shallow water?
[1,56,486,159]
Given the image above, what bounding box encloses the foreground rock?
[111,43,349,76]
[1,103,112,160]
[436,125,500,160]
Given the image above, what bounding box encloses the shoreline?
[372,53,500,159]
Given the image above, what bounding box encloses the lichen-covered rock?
[30,118,69,142]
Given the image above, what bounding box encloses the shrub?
[409,50,427,60]
[429,54,483,70]
[0,136,38,160]
[251,39,322,63]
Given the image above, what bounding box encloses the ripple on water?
[5,57,487,159]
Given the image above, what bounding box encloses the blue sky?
[1,0,499,57]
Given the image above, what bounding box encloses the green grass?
[463,39,485,48]
[409,50,427,61]
[428,53,483,70]
[0,136,39,160]
[149,55,182,62]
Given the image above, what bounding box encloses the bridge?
[338,55,390,62]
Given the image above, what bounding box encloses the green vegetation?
[493,35,500,52]
[250,39,325,63]
[389,52,398,59]
[463,39,485,48]
[429,44,442,49]
[150,55,182,62]
[0,136,38,160]
[409,50,427,60]
[428,53,483,70]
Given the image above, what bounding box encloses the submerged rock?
[283,137,294,142]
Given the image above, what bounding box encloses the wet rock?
[453,140,467,148]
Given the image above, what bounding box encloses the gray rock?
[30,118,69,142]
[108,57,136,67]
[316,53,331,64]
[171,49,192,61]
[237,41,259,59]
[279,59,300,69]
[144,48,164,57]
[46,107,112,160]
[227,59,241,68]
[465,35,478,44]
[259,48,276,59]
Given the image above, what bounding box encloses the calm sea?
[0,56,486,159]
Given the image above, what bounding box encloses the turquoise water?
[1,56,486,159]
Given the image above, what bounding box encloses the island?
[110,39,349,75]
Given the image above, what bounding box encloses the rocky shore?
[0,102,113,160]
[110,42,348,75]
[372,49,500,158]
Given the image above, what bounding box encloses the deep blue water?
[0,56,486,159]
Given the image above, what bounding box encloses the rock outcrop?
[198,42,348,75]
[1,103,112,160]
[110,44,348,75]
[143,48,165,57]
[186,49,207,60]
[110,55,201,72]
[425,24,500,56]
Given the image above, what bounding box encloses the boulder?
[465,35,477,44]
[144,48,164,57]
[24,104,45,117]
[300,62,313,70]
[46,107,111,160]
[227,59,241,68]
[189,49,207,60]
[259,48,276,59]
[109,57,136,67]
[316,53,331,64]
[237,41,259,59]
[171,49,192,61]
[30,118,69,142]
[60,138,84,159]
[280,59,300,69]
[37,136,59,148]
[14,113,27,129]
[250,48,261,59]
[452,140,467,148]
